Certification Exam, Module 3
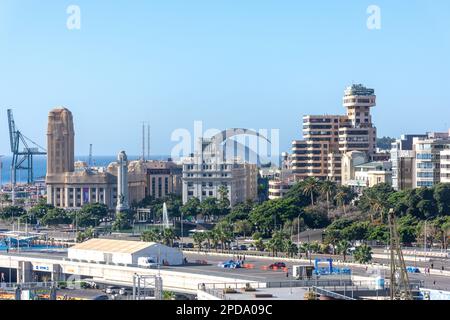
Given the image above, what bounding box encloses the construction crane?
[7,109,47,201]
[388,208,413,300]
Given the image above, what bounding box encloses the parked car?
[268,262,286,270]
[239,245,248,251]
[185,243,194,249]
[104,286,121,295]
[138,257,159,269]
[92,294,109,300]
[119,287,133,296]
[172,242,180,248]
[231,245,239,251]
[248,246,257,251]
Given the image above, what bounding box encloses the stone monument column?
[116,151,129,213]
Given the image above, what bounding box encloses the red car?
[268,262,286,269]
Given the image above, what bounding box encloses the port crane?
[7,109,47,202]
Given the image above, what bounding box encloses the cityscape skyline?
[1,0,450,156]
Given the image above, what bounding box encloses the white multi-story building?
[413,137,450,188]
[390,134,427,190]
[182,138,258,207]
[440,149,450,183]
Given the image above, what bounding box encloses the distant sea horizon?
[0,155,172,184]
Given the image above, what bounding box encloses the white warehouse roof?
[70,238,157,254]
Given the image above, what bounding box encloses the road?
[179,252,450,291]
[2,248,450,292]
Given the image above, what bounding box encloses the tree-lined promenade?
[1,179,449,258]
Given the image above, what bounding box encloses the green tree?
[266,231,288,257]
[233,220,253,237]
[284,239,298,258]
[334,186,356,215]
[324,229,341,255]
[112,211,132,231]
[353,245,373,264]
[320,180,337,216]
[27,200,54,223]
[301,177,320,206]
[41,208,71,226]
[81,203,109,226]
[254,238,265,251]
[193,232,207,251]
[162,228,177,247]
[433,183,450,216]
[141,229,162,243]
[0,206,27,220]
[336,240,351,262]
[199,198,221,221]
[180,197,201,219]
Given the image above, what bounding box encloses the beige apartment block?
[292,84,378,183]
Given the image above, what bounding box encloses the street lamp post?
[180,212,183,249]
[297,214,300,252]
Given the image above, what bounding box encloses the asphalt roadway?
[2,249,450,292]
[177,252,450,291]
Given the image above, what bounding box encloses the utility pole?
[0,155,3,192]
[424,220,427,253]
[297,214,300,251]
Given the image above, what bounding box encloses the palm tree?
[367,193,387,223]
[162,228,177,247]
[354,245,373,264]
[336,240,351,262]
[193,232,206,251]
[284,239,298,258]
[320,180,336,216]
[301,177,320,206]
[218,185,229,202]
[209,230,220,252]
[141,229,162,243]
[254,238,265,252]
[334,189,348,215]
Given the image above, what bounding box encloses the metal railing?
[312,286,356,300]
[0,281,56,291]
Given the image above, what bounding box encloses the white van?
[138,257,159,268]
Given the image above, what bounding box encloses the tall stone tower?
[116,151,129,213]
[47,107,75,176]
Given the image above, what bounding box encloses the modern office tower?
[440,149,450,183]
[413,136,450,188]
[47,107,75,175]
[291,84,377,183]
[390,134,427,190]
[182,138,258,207]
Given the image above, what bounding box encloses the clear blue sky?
[1,0,449,156]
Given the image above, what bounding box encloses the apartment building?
[390,134,427,190]
[182,138,258,207]
[413,136,450,188]
[440,149,450,183]
[291,84,377,183]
